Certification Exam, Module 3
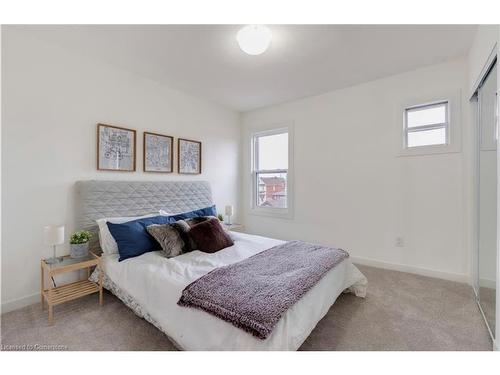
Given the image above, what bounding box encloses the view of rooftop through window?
[255,131,288,209]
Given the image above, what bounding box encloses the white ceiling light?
[236,25,272,55]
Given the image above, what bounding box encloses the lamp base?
[45,256,63,265]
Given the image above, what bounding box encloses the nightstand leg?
[48,304,54,325]
[48,272,54,324]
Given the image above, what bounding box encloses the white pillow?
[97,213,158,255]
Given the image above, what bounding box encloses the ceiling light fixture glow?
[236,25,272,55]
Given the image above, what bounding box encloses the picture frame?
[178,138,202,174]
[97,123,136,172]
[143,132,174,173]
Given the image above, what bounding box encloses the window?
[404,101,448,148]
[252,129,289,211]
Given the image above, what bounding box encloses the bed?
[77,180,367,350]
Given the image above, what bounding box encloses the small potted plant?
[69,230,92,259]
[217,213,224,222]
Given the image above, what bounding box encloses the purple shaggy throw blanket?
[178,240,349,339]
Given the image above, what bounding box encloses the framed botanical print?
[178,138,202,174]
[97,123,136,171]
[143,132,174,173]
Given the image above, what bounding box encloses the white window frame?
[250,125,294,219]
[397,90,462,157]
[404,101,449,149]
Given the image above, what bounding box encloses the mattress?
[94,231,367,350]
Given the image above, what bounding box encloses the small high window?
[404,101,448,148]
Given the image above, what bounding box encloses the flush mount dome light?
[236,25,272,55]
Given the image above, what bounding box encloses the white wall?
[468,25,498,93]
[241,59,470,282]
[1,28,241,312]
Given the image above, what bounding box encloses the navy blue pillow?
[171,205,217,221]
[107,215,174,261]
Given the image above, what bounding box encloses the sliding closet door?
[478,62,497,338]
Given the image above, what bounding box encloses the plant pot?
[70,242,89,259]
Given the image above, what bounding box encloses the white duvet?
[98,231,367,350]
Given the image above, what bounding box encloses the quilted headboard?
[75,180,213,252]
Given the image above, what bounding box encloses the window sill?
[248,207,294,220]
[397,143,461,157]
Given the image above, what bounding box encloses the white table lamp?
[225,205,234,225]
[44,225,65,264]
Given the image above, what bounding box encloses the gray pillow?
[172,220,197,251]
[146,223,185,258]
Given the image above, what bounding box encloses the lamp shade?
[225,205,234,216]
[44,225,65,246]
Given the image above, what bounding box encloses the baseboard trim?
[1,292,40,314]
[351,256,470,284]
[479,277,497,289]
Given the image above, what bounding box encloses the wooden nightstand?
[40,252,103,325]
[223,223,245,232]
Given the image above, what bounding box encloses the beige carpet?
[1,265,492,351]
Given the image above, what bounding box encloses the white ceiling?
[17,25,477,111]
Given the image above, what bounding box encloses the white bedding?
[98,231,367,350]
